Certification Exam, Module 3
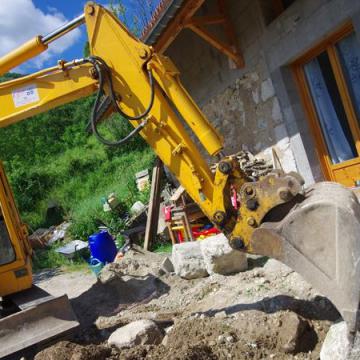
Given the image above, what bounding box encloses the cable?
[86,56,154,146]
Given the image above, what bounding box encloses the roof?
[141,0,186,45]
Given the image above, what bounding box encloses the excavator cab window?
[0,207,15,265]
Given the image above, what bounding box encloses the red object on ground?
[192,227,220,238]
[164,206,172,221]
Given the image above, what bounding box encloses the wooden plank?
[185,15,226,27]
[167,222,177,245]
[186,23,244,68]
[217,0,244,68]
[169,185,185,202]
[144,158,163,250]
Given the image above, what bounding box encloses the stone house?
[142,0,360,187]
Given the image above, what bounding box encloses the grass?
[153,243,173,253]
[18,144,156,240]
[32,244,90,273]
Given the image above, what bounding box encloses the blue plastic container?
[88,230,117,263]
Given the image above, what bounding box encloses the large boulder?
[108,320,163,349]
[172,242,208,279]
[320,321,350,360]
[200,234,248,275]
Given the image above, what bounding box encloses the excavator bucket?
[250,182,360,334]
[0,293,79,359]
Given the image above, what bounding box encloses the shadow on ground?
[197,294,340,322]
[70,273,170,328]
[33,268,63,283]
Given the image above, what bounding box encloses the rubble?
[172,241,208,279]
[29,222,70,249]
[34,234,340,360]
[200,233,248,275]
[108,320,163,349]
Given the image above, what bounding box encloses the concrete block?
[272,97,283,123]
[108,320,163,349]
[261,78,275,102]
[200,233,248,275]
[172,242,208,279]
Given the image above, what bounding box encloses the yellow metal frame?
[0,3,306,297]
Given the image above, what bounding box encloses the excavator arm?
[1,2,360,336]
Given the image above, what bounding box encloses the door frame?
[292,22,360,184]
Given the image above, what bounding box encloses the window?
[293,23,360,186]
[0,209,15,265]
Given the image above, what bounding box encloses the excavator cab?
[0,161,32,296]
[0,214,16,267]
[0,162,79,359]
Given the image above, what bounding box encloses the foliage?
[153,243,172,253]
[0,73,155,242]
[109,0,158,36]
[32,243,90,272]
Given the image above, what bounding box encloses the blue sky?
[0,0,158,74]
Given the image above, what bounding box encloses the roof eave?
[142,0,186,46]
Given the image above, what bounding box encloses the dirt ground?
[34,246,340,360]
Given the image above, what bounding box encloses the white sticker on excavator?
[12,84,39,108]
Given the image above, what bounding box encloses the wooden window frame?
[292,22,360,183]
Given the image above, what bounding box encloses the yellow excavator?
[1,2,360,357]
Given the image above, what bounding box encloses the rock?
[98,263,124,284]
[108,320,163,349]
[226,335,235,343]
[218,335,226,344]
[161,257,174,273]
[320,321,350,360]
[214,311,227,319]
[200,234,248,275]
[172,242,208,279]
[161,335,169,346]
[263,258,292,277]
[279,313,308,354]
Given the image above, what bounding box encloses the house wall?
[165,0,360,186]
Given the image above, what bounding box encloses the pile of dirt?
[116,311,329,360]
[36,310,330,359]
[34,250,340,360]
[34,341,111,360]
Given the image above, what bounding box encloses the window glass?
[337,33,360,122]
[0,209,15,265]
[304,52,357,164]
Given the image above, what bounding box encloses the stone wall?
[166,0,298,177]
[164,0,360,185]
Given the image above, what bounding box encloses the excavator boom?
[0,3,360,356]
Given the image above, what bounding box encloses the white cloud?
[0,0,81,73]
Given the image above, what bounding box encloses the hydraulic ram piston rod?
[0,14,85,75]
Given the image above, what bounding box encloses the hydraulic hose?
[86,56,154,146]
